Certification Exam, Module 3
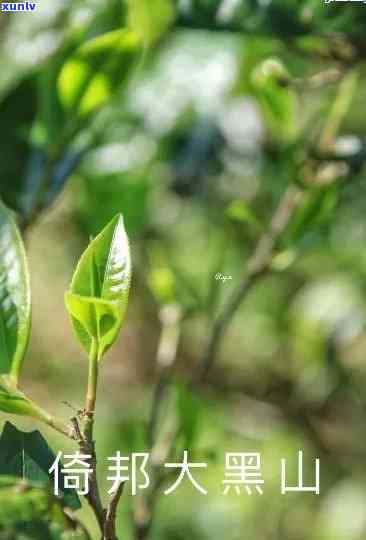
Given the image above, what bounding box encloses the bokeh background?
[2,1,366,539]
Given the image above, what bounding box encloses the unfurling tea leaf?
[65,214,131,360]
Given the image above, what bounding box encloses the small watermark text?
[215,273,232,283]
[1,2,37,11]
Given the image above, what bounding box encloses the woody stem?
[80,340,105,535]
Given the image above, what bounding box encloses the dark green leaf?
[0,77,36,213]
[0,422,80,511]
[0,200,31,382]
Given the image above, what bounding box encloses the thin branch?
[71,416,105,536]
[74,340,105,534]
[319,69,358,151]
[134,306,182,540]
[147,304,182,447]
[81,443,105,535]
[195,184,304,384]
[29,400,77,441]
[44,414,76,440]
[103,482,125,540]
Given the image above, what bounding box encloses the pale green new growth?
[65,214,132,361]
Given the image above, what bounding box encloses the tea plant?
[0,206,131,539]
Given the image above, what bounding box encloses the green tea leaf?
[0,200,31,383]
[65,214,131,360]
[58,29,141,118]
[0,422,81,511]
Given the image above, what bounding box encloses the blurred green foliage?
[0,476,87,540]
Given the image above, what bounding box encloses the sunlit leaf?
[58,29,142,118]
[0,200,31,382]
[65,214,131,360]
[127,0,175,46]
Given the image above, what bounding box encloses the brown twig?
[82,441,105,533]
[71,416,106,536]
[133,304,182,540]
[195,184,304,384]
[74,340,107,536]
[103,482,125,540]
[147,304,182,447]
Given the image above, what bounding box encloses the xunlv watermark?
[1,2,37,11]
